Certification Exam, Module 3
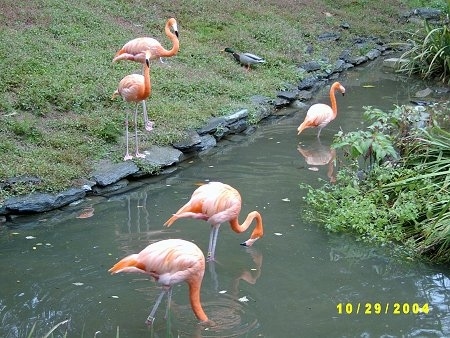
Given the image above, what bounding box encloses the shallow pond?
[1,59,449,337]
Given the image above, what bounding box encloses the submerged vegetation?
[301,104,450,263]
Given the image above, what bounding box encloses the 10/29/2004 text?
[337,302,430,315]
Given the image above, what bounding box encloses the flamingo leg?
[145,289,167,325]
[164,287,173,319]
[123,110,132,161]
[134,104,145,158]
[141,100,153,132]
[317,127,323,139]
[207,224,220,262]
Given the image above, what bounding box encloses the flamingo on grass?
[113,18,179,64]
[111,50,153,161]
[112,18,179,131]
[109,239,211,326]
[164,182,264,262]
[297,81,346,138]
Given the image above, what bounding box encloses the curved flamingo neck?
[160,20,179,57]
[229,211,263,240]
[329,84,339,117]
[188,280,209,322]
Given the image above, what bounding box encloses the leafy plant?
[302,105,450,263]
[398,19,450,83]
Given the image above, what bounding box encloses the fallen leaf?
[282,198,290,202]
[363,85,375,88]
[72,282,84,286]
[219,290,227,294]
[76,207,94,219]
[238,296,249,303]
[308,167,320,172]
[274,232,283,236]
[25,236,36,240]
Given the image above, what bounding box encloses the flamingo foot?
[206,253,216,262]
[144,120,154,132]
[135,152,146,159]
[145,316,155,326]
[123,154,133,161]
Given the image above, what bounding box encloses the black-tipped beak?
[240,242,248,247]
[175,31,179,38]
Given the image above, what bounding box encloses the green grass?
[0,0,426,200]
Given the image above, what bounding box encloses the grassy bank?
[0,0,423,201]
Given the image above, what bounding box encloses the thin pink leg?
[134,104,145,158]
[123,110,132,161]
[142,100,154,132]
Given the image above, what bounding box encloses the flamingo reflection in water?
[297,139,337,183]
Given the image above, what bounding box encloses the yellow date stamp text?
[337,302,429,315]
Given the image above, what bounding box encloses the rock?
[224,109,248,123]
[317,32,341,41]
[173,130,202,151]
[383,57,409,70]
[300,61,322,72]
[414,88,433,98]
[142,146,183,167]
[3,188,86,214]
[91,161,139,187]
[412,8,442,21]
[197,134,217,152]
[277,90,299,101]
[92,179,130,195]
[298,76,319,90]
[197,116,227,135]
[366,49,381,60]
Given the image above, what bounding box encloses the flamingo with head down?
[109,238,211,326]
[164,182,264,262]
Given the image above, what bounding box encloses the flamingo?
[297,81,346,138]
[111,50,153,161]
[112,18,179,64]
[164,182,264,262]
[112,18,179,131]
[109,239,210,326]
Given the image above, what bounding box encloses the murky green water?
[1,60,449,337]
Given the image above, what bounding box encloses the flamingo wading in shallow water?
[112,50,153,161]
[109,239,211,325]
[297,81,346,138]
[164,182,264,261]
[113,18,179,131]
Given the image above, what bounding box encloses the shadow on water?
[1,59,449,337]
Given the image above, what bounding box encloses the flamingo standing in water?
[112,50,153,161]
[297,81,346,138]
[164,182,264,262]
[113,18,179,131]
[109,239,210,325]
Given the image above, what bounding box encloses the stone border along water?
[3,6,442,218]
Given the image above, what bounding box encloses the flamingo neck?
[188,280,209,322]
[329,84,338,117]
[229,211,263,239]
[142,59,151,99]
[161,22,179,57]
